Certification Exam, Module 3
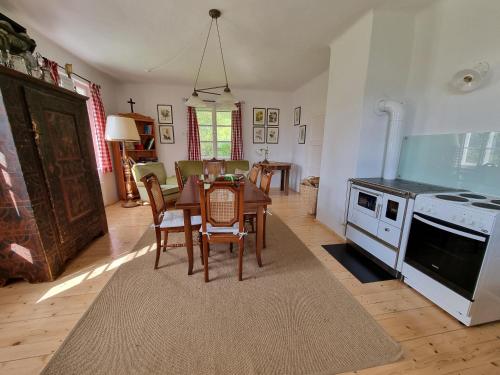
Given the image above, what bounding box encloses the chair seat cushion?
[200,222,240,235]
[160,210,201,228]
[161,184,179,196]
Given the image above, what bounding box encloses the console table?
[257,161,292,195]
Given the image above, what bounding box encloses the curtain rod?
[182,98,244,104]
[55,62,92,84]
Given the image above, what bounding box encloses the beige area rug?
[42,215,402,375]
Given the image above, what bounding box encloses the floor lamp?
[105,115,140,208]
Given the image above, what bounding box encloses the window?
[461,132,500,167]
[196,108,232,159]
[73,77,101,171]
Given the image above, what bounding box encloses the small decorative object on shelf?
[256,146,270,163]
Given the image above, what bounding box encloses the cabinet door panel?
[24,87,102,245]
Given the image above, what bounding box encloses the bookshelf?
[111,112,158,200]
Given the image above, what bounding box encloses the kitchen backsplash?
[398,131,500,196]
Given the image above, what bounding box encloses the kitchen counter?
[350,178,463,199]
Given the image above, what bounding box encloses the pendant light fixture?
[185,9,238,111]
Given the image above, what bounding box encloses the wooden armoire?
[0,65,108,285]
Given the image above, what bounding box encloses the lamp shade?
[105,115,140,142]
[216,87,237,104]
[185,91,207,108]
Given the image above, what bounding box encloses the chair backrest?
[259,170,273,195]
[199,180,245,233]
[141,173,166,226]
[203,158,226,176]
[174,162,184,192]
[248,164,260,185]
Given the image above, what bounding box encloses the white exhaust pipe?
[378,100,404,180]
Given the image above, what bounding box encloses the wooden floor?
[1,190,499,374]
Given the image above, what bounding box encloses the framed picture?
[294,106,301,126]
[159,125,175,144]
[267,108,280,126]
[253,127,265,144]
[157,104,173,124]
[253,107,266,125]
[298,125,306,144]
[266,127,279,144]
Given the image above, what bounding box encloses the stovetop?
[432,192,500,213]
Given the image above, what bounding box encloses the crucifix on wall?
[127,98,136,112]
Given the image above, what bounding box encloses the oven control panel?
[414,196,494,235]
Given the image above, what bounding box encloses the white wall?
[405,0,500,136]
[114,83,292,187]
[24,28,121,206]
[290,70,329,191]
[316,11,374,236]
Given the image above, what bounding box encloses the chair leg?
[238,239,244,281]
[263,214,267,249]
[154,229,161,269]
[163,230,169,252]
[202,236,209,282]
[199,232,204,265]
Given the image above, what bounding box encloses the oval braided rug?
[42,214,402,375]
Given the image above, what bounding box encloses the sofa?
[175,160,250,188]
[131,162,180,203]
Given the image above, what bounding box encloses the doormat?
[322,244,396,283]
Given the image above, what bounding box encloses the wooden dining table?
[175,176,272,275]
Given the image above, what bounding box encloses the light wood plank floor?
[1,190,499,374]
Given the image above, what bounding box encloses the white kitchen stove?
[414,192,500,234]
[403,191,500,326]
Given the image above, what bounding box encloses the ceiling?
[1,0,429,91]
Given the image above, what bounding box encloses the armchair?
[131,162,179,203]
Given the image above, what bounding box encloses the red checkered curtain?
[187,106,201,160]
[231,102,243,160]
[42,58,60,86]
[90,83,113,173]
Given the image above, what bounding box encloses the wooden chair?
[142,173,202,269]
[248,164,260,185]
[199,180,246,282]
[203,158,226,176]
[174,161,184,192]
[245,169,273,248]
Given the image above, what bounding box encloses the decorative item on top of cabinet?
[0,65,107,285]
[110,112,158,200]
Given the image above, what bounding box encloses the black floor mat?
[322,244,396,283]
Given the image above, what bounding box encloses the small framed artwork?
[159,125,175,144]
[267,108,280,126]
[157,104,173,124]
[294,106,301,126]
[253,127,265,144]
[298,125,307,144]
[253,107,266,125]
[266,127,279,144]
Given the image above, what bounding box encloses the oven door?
[404,213,489,301]
[350,185,383,218]
[380,193,407,228]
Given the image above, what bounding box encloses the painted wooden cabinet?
[0,66,107,285]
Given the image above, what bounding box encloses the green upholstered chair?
[225,160,250,174]
[131,162,179,203]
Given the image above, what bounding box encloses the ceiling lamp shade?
[105,115,140,142]
[217,101,238,111]
[185,9,238,110]
[185,91,207,108]
[451,62,490,93]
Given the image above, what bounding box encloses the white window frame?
[197,107,232,160]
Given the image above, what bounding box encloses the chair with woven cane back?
[203,158,226,176]
[142,173,203,270]
[199,179,246,282]
[248,164,260,185]
[245,169,273,248]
